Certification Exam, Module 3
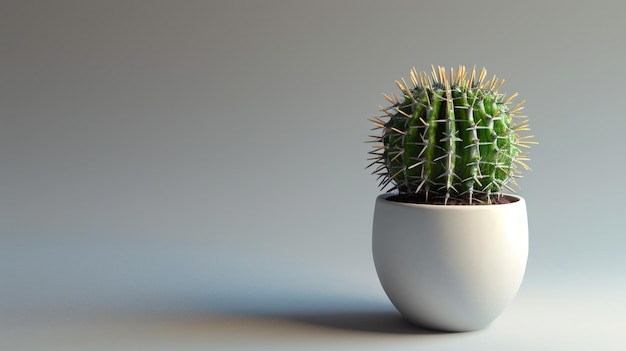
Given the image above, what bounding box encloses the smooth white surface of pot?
[372,193,528,332]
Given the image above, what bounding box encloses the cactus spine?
[367,65,534,205]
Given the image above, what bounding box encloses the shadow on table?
[286,310,448,335]
[204,292,457,336]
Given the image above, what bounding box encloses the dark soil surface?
[386,193,516,205]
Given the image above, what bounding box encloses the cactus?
[367,65,535,205]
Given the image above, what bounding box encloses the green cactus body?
[368,66,533,204]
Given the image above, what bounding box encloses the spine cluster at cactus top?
[367,65,535,205]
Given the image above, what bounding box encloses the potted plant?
[367,65,535,332]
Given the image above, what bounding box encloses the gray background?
[2,1,625,350]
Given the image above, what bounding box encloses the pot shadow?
[285,310,449,335]
[205,292,459,336]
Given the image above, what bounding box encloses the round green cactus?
[367,65,534,205]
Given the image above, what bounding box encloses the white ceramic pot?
[372,193,528,332]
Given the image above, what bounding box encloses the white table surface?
[2,237,624,351]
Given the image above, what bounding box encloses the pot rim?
[377,193,524,209]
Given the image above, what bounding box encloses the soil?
[386,193,516,206]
